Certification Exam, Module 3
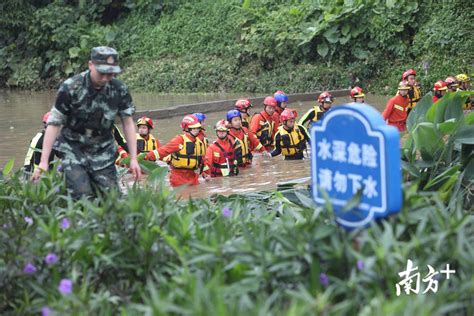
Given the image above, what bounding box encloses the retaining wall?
[134,89,350,120]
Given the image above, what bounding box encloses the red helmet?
[235,99,252,111]
[350,86,365,98]
[402,69,417,80]
[263,96,278,108]
[433,80,448,91]
[181,114,201,130]
[42,112,51,124]
[136,116,154,129]
[318,91,334,104]
[280,109,298,122]
[445,76,459,87]
[214,119,229,132]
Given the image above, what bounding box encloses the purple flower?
[23,262,37,275]
[24,216,33,225]
[60,218,70,230]
[58,278,73,295]
[44,253,58,265]
[222,207,232,217]
[56,164,63,172]
[41,307,52,316]
[357,260,364,271]
[319,273,329,286]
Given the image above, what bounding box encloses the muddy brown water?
[0,90,388,198]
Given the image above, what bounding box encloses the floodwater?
[0,89,388,197]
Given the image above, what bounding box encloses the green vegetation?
[1,0,472,93]
[403,91,474,206]
[1,92,473,315]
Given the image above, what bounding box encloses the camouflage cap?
[90,46,121,74]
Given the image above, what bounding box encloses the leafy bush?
[402,91,474,206]
[121,55,351,93]
[0,0,472,92]
[119,0,242,60]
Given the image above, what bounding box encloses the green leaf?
[464,112,474,125]
[424,165,461,191]
[401,160,421,178]
[341,189,362,212]
[341,24,350,36]
[426,92,464,124]
[105,31,116,43]
[407,94,433,132]
[339,35,351,45]
[68,47,81,58]
[323,25,339,44]
[454,125,474,144]
[2,159,14,177]
[353,47,368,59]
[438,119,457,135]
[288,7,301,16]
[316,41,329,58]
[412,122,444,161]
[386,0,396,8]
[242,0,251,10]
[64,62,73,75]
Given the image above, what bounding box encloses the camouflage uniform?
[47,47,135,198]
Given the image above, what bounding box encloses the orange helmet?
[136,116,154,129]
[235,99,252,111]
[263,96,278,108]
[42,112,51,124]
[398,80,411,90]
[445,76,459,87]
[433,80,448,91]
[402,69,417,80]
[214,119,229,132]
[280,108,298,122]
[181,114,201,130]
[350,86,365,98]
[318,91,334,104]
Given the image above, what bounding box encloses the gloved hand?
[115,146,129,165]
[232,162,239,176]
[296,142,307,151]
[145,151,157,161]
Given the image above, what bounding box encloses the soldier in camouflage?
[32,46,141,198]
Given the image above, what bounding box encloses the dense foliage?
[402,91,474,206]
[0,0,473,91]
[1,94,473,315]
[1,165,473,315]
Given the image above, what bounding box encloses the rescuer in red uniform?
[145,114,206,187]
[226,109,267,167]
[249,96,279,151]
[204,119,241,177]
[382,80,411,132]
